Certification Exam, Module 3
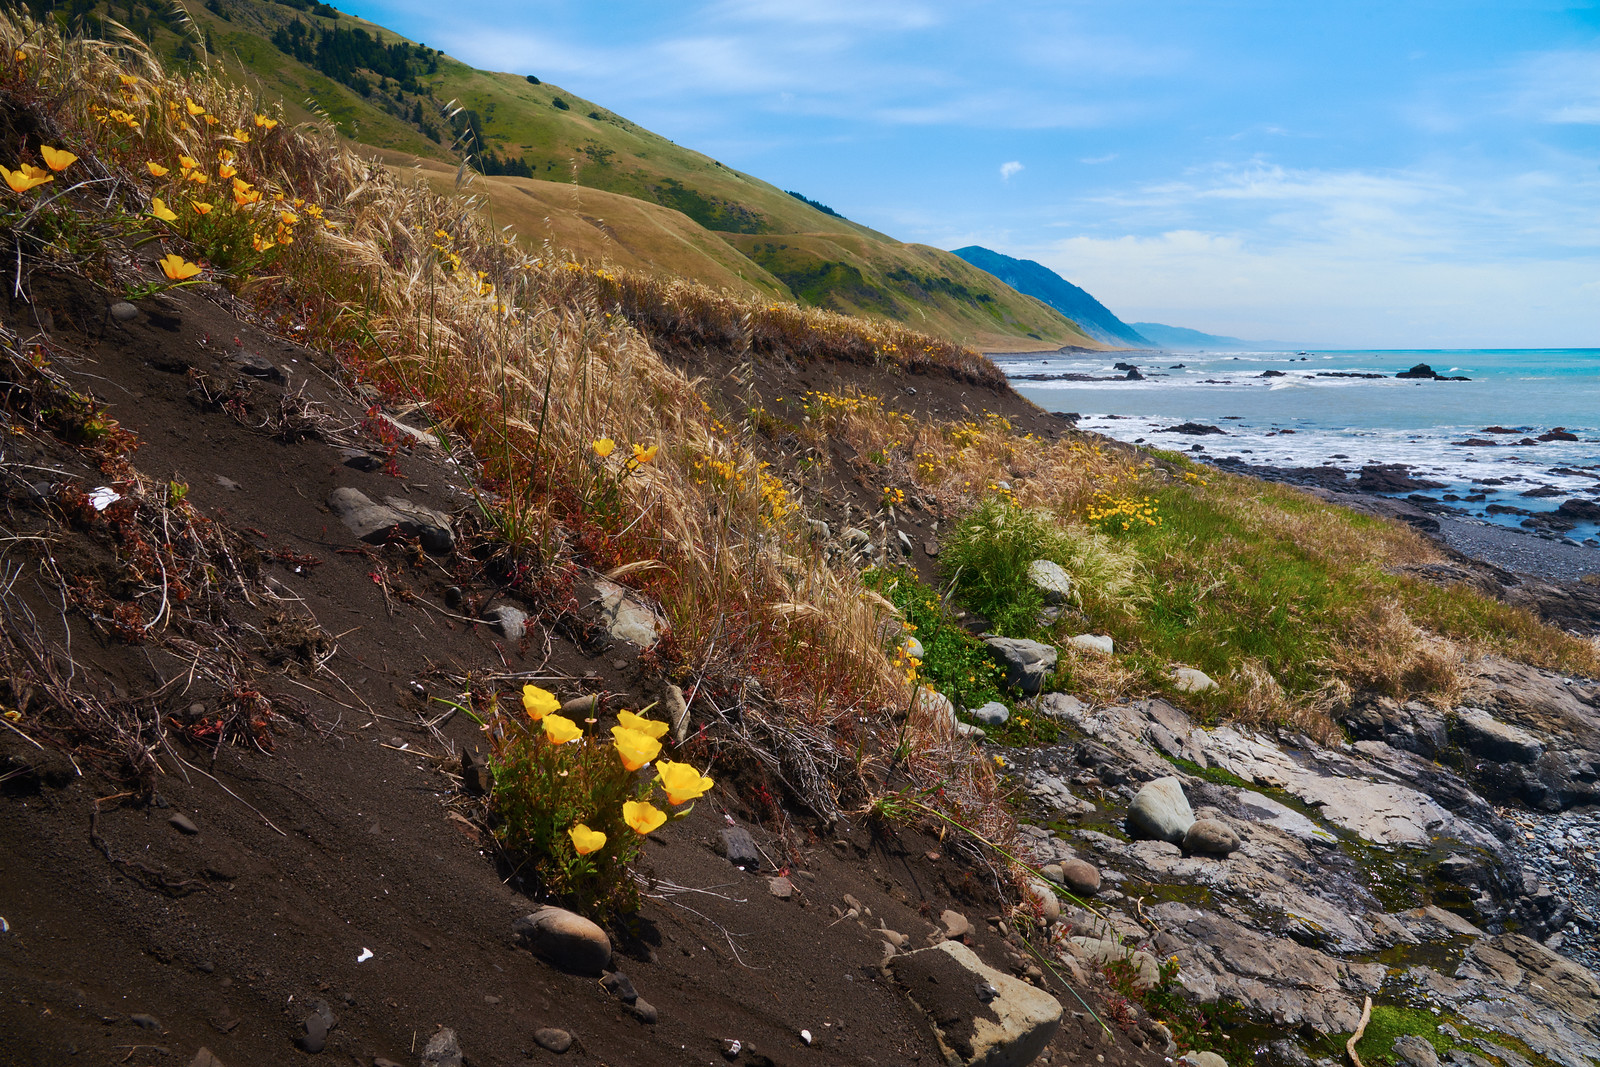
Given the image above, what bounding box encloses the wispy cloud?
[1508,49,1600,124]
[1000,161,1024,181]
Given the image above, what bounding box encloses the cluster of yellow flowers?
[881,486,906,509]
[892,642,922,686]
[757,469,793,524]
[1,143,76,193]
[1086,493,1162,532]
[593,438,658,471]
[521,685,713,857]
[948,421,983,450]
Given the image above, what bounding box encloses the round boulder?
[1027,559,1074,605]
[514,907,612,975]
[1171,667,1217,693]
[1024,880,1060,923]
[1183,818,1241,857]
[1058,858,1102,896]
[1127,776,1195,844]
[972,701,1010,726]
[1180,1053,1229,1067]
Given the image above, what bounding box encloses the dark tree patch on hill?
[786,189,844,218]
[650,177,768,234]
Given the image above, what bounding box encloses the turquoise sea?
[999,348,1600,546]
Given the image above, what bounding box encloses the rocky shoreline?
[985,652,1600,1066]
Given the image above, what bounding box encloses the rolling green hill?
[16,0,1105,351]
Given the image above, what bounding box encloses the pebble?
[630,997,658,1024]
[420,1027,463,1067]
[972,701,1010,726]
[767,875,794,899]
[533,1028,572,1053]
[600,970,638,1004]
[169,813,199,835]
[130,1013,161,1031]
[188,1049,225,1067]
[485,604,526,641]
[231,352,283,381]
[534,1028,572,1053]
[109,302,139,322]
[295,1002,336,1053]
[940,909,971,940]
[722,1038,742,1059]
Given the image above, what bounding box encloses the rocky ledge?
[997,657,1600,1066]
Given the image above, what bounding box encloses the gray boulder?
[1391,1034,1440,1067]
[1171,666,1217,693]
[1068,633,1113,655]
[326,487,454,554]
[983,637,1059,695]
[1183,818,1241,856]
[1058,858,1101,896]
[889,940,1061,1067]
[972,701,1010,726]
[514,907,612,975]
[1127,776,1195,843]
[1027,559,1074,605]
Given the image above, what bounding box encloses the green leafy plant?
[486,685,711,920]
[863,565,1005,713]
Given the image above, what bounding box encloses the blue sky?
[340,0,1600,347]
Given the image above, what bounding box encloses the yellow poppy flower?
[592,437,615,457]
[1,164,52,193]
[118,74,138,86]
[617,710,668,740]
[251,233,275,252]
[542,713,582,745]
[568,824,606,856]
[185,170,208,184]
[631,443,659,465]
[146,160,169,177]
[158,254,202,281]
[280,210,298,225]
[178,155,198,171]
[521,684,561,722]
[217,148,234,162]
[611,726,661,771]
[203,114,219,126]
[39,146,76,172]
[233,188,260,206]
[232,128,250,143]
[622,800,667,835]
[185,97,205,116]
[253,113,278,129]
[655,760,714,805]
[150,196,177,222]
[191,200,212,215]
[218,164,237,180]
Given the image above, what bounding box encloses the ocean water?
[1001,348,1600,546]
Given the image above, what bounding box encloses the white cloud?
[1000,160,1024,181]
[1508,50,1600,124]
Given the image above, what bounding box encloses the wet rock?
[420,1027,462,1067]
[484,604,526,642]
[720,826,761,870]
[889,941,1061,1067]
[595,579,660,648]
[983,637,1058,695]
[1162,422,1226,435]
[1171,666,1216,692]
[972,701,1009,726]
[1027,560,1073,605]
[169,813,199,835]
[533,1028,572,1053]
[514,907,612,976]
[1183,818,1241,856]
[1128,777,1195,843]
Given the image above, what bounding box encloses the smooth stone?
[169,813,199,835]
[630,997,658,1024]
[1027,559,1074,605]
[956,722,987,739]
[595,579,659,648]
[1058,858,1102,896]
[1171,666,1217,693]
[327,488,454,554]
[664,683,690,743]
[109,301,139,321]
[941,909,971,940]
[1183,818,1241,856]
[889,941,1062,1067]
[600,970,638,1003]
[420,1028,462,1067]
[903,636,925,660]
[1024,880,1060,923]
[533,1028,572,1053]
[972,701,1010,726]
[188,1049,225,1067]
[768,875,794,899]
[721,826,761,870]
[130,1013,161,1030]
[514,907,612,976]
[1040,863,1064,884]
[1127,776,1195,844]
[1180,1053,1230,1067]
[231,352,283,381]
[1069,633,1114,655]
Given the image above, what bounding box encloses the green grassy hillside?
[18,0,1104,350]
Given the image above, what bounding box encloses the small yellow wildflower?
[622,800,667,835]
[158,254,202,281]
[521,684,560,721]
[568,824,606,855]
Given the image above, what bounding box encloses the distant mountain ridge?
[950,247,1150,348]
[1130,323,1303,351]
